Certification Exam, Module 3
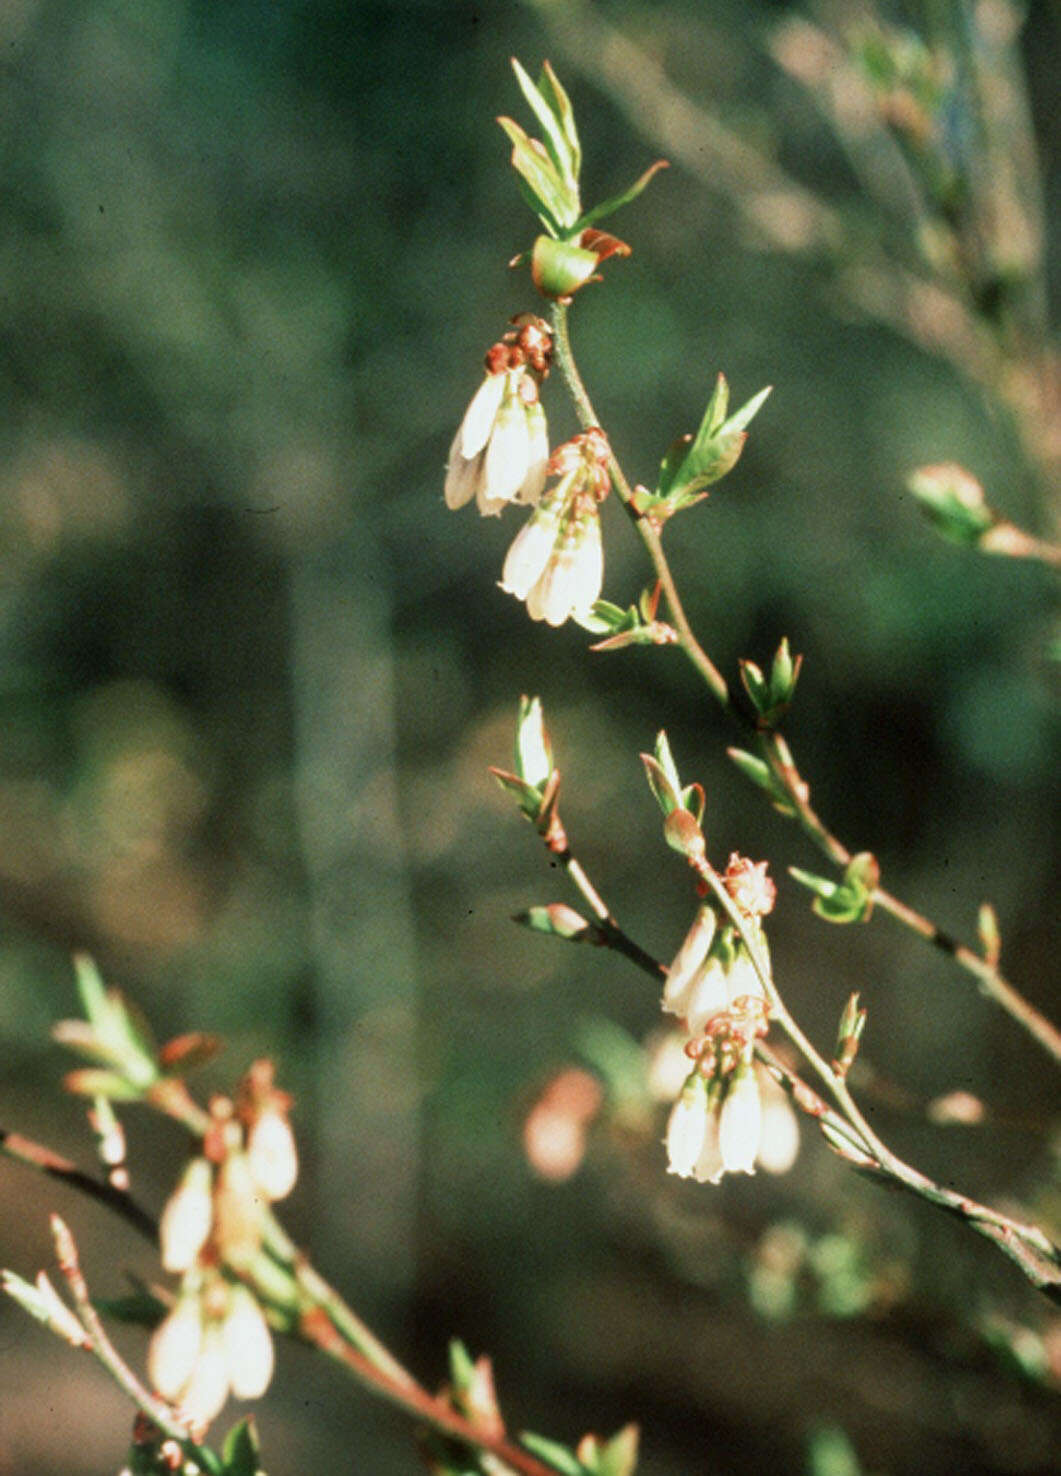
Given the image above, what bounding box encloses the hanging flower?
[500,426,610,625]
[445,316,552,517]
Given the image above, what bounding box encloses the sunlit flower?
[246,1108,298,1202]
[717,1065,762,1176]
[159,1157,214,1274]
[665,1073,711,1177]
[661,905,717,1018]
[755,1069,800,1175]
[222,1284,275,1400]
[445,318,553,517]
[501,428,610,626]
[178,1322,230,1428]
[149,1291,205,1402]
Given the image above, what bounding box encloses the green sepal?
[62,1067,148,1101]
[663,807,705,860]
[514,905,590,941]
[519,1432,584,1476]
[742,637,804,727]
[727,747,796,815]
[906,464,995,548]
[448,1338,477,1393]
[489,766,545,821]
[220,1418,264,1476]
[531,234,601,299]
[789,865,873,924]
[579,1424,639,1476]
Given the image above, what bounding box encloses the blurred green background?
[0,1,1057,1472]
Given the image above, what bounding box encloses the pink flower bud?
[159,1158,213,1273]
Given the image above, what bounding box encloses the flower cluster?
[500,426,610,625]
[447,322,613,625]
[148,1061,298,1428]
[445,315,552,517]
[661,855,782,1182]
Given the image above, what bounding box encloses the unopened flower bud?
[159,1158,213,1273]
[149,1293,204,1402]
[222,1285,274,1400]
[515,695,553,789]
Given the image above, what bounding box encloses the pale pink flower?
[755,1070,800,1175]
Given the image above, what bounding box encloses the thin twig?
[49,1214,194,1445]
[549,300,1061,1065]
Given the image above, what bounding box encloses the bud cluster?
[149,1061,298,1429]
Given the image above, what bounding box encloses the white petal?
[481,393,531,509]
[148,1296,204,1401]
[662,907,717,1016]
[665,1077,709,1178]
[685,960,729,1035]
[458,373,507,459]
[725,948,767,1008]
[569,516,604,618]
[516,401,549,505]
[178,1327,230,1427]
[692,1112,725,1184]
[444,441,485,510]
[718,1071,761,1175]
[501,507,561,600]
[224,1287,275,1399]
[532,541,581,626]
[756,1083,800,1175]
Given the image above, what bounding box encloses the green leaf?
[537,61,581,184]
[91,1287,168,1327]
[511,58,579,202]
[572,159,668,233]
[497,117,569,234]
[520,1432,584,1476]
[221,1417,264,1476]
[789,868,869,924]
